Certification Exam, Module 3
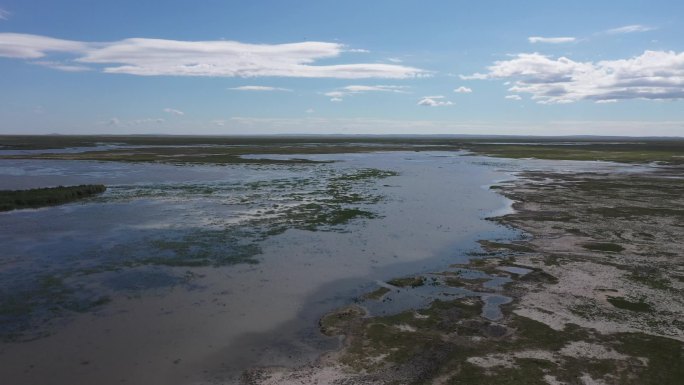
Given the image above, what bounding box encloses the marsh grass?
[0,184,106,211]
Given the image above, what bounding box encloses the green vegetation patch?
[478,240,535,253]
[464,141,684,165]
[519,269,559,284]
[319,306,365,337]
[582,242,625,253]
[326,208,376,225]
[364,287,391,301]
[607,296,653,312]
[628,271,671,290]
[0,184,106,211]
[387,276,426,288]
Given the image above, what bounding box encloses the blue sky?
[1,0,684,136]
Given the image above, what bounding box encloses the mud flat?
[248,163,684,384]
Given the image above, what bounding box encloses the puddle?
[497,266,533,275]
[481,294,513,321]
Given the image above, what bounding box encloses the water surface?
[0,151,636,384]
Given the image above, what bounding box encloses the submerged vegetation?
[0,184,106,211]
[0,274,111,341]
[0,164,399,340]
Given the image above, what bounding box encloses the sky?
[1,0,684,136]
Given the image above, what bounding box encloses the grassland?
[0,184,106,211]
[462,141,684,164]
[2,135,684,165]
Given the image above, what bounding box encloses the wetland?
[0,135,682,384]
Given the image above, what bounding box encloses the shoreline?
[245,162,684,384]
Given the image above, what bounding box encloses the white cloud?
[212,120,226,126]
[417,96,453,107]
[0,33,426,79]
[163,108,184,116]
[387,57,403,63]
[528,36,576,44]
[229,85,292,91]
[0,8,10,20]
[330,97,343,102]
[324,91,345,98]
[0,33,88,59]
[305,108,314,114]
[465,50,684,104]
[605,24,655,34]
[454,86,473,93]
[505,94,522,100]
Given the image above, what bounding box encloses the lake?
[1,150,618,384]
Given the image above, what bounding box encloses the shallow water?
[0,151,646,385]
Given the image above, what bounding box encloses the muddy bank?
[248,165,684,384]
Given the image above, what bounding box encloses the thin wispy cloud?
[163,108,184,116]
[32,61,91,72]
[324,85,409,101]
[103,117,164,126]
[464,50,684,104]
[505,95,522,100]
[417,96,453,107]
[106,118,121,126]
[341,85,408,93]
[0,8,10,20]
[605,24,655,34]
[459,73,488,81]
[0,33,426,79]
[229,86,292,92]
[454,86,473,93]
[528,36,576,44]
[132,118,165,125]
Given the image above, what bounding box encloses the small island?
[0,184,106,212]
